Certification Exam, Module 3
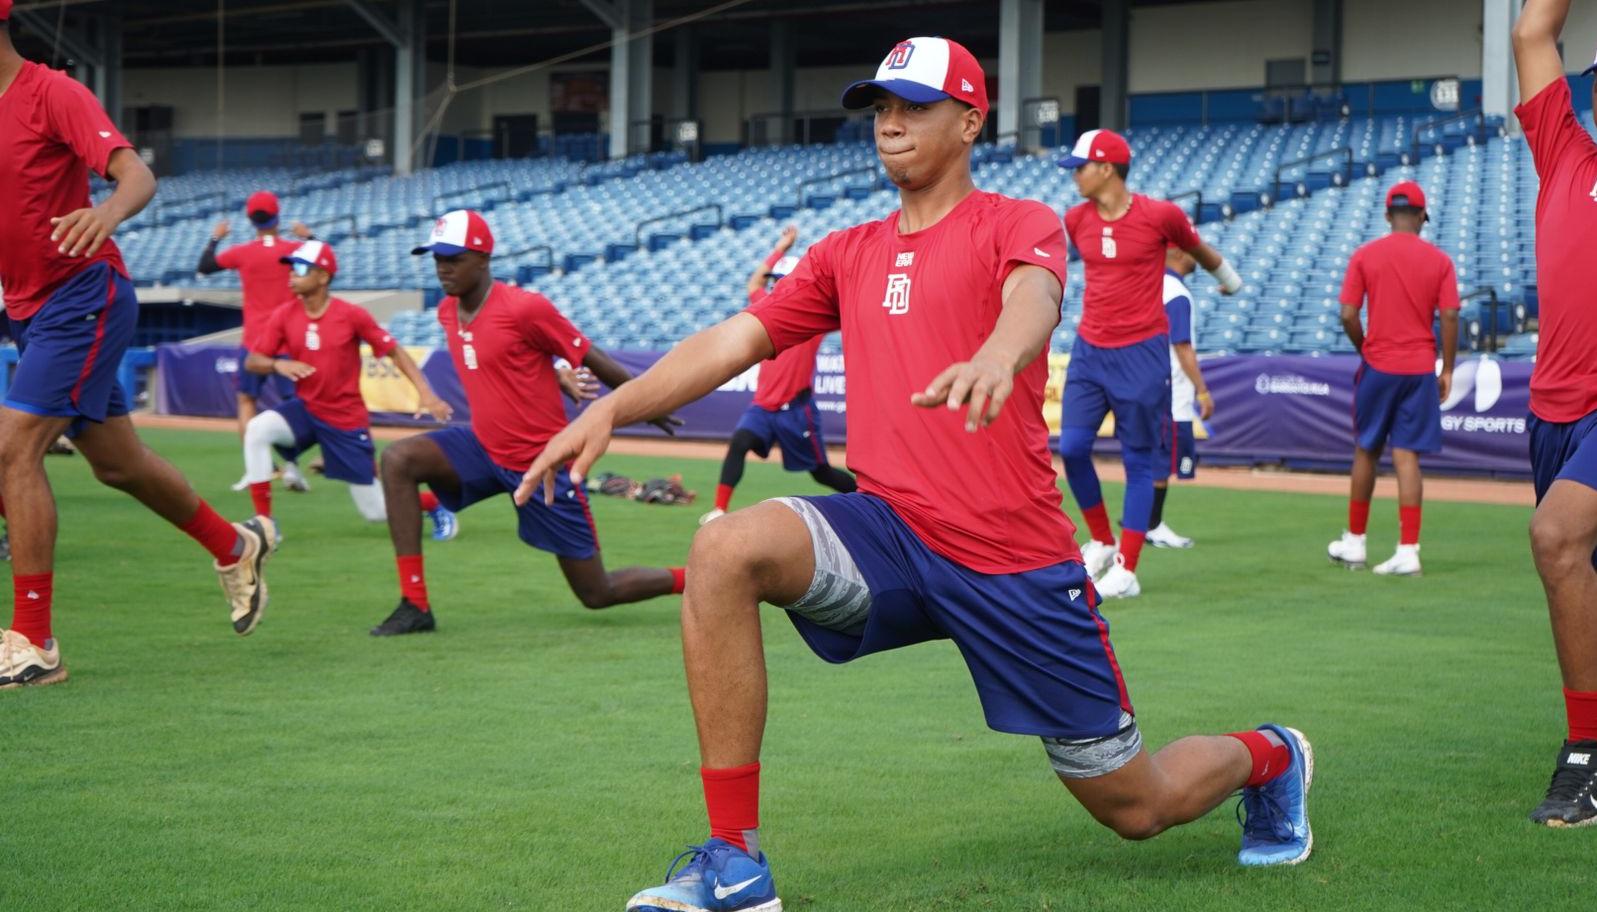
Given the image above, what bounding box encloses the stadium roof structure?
[9,0,1220,70]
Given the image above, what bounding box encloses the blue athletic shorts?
[785,492,1133,739]
[1530,409,1597,502]
[1353,363,1442,453]
[6,262,137,434]
[426,425,598,559]
[238,349,297,401]
[1061,334,1172,451]
[270,398,376,485]
[1158,420,1197,480]
[733,390,828,472]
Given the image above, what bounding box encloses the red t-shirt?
[1516,78,1597,422]
[747,190,1078,574]
[254,297,397,431]
[0,62,132,320]
[747,287,825,409]
[1066,194,1202,348]
[438,282,590,469]
[1339,233,1460,375]
[216,236,302,350]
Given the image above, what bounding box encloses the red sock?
[702,762,760,852]
[397,554,430,610]
[181,501,242,566]
[0,493,7,519]
[671,567,687,594]
[1119,529,1146,571]
[1566,689,1597,742]
[249,482,272,518]
[11,573,52,645]
[714,484,733,512]
[1399,505,1421,546]
[1348,499,1370,536]
[419,490,440,513]
[1081,502,1115,545]
[1229,730,1291,787]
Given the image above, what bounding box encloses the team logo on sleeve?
[882,274,912,315]
[884,41,915,69]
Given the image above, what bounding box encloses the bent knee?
[1530,512,1594,568]
[1098,808,1167,842]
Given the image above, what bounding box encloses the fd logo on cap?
[885,41,915,69]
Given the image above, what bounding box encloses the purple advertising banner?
[156,344,1531,478]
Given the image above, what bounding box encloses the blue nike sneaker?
[1236,724,1314,866]
[428,506,458,542]
[626,838,781,912]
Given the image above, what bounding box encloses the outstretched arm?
[388,345,453,422]
[910,263,1062,432]
[516,314,775,504]
[1184,242,1242,296]
[746,226,798,298]
[1513,0,1573,104]
[580,345,683,435]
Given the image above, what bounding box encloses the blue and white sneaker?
[626,838,781,912]
[428,506,459,542]
[1236,724,1314,866]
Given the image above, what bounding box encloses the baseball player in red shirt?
[0,7,276,688]
[370,210,687,637]
[700,226,856,526]
[197,190,314,492]
[1326,181,1459,576]
[519,37,1312,912]
[1512,0,1597,827]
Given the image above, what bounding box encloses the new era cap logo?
[961,78,974,93]
[885,41,914,69]
[98,131,112,138]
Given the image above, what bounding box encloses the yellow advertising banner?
[358,345,432,413]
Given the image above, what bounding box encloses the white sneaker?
[1372,544,1422,576]
[230,473,251,492]
[698,508,726,526]
[1095,553,1141,599]
[1080,539,1118,579]
[216,515,279,636]
[1146,522,1194,549]
[0,629,67,689]
[281,462,311,493]
[1327,531,1366,569]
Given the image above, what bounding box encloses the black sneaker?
[0,533,10,561]
[370,598,436,637]
[1530,740,1597,827]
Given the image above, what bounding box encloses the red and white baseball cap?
[280,239,338,277]
[1059,129,1133,169]
[840,37,988,116]
[246,190,280,220]
[0,1,13,21]
[412,209,495,256]
[1386,180,1427,211]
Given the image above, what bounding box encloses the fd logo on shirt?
[459,329,478,370]
[304,323,321,351]
[1101,227,1117,259]
[882,274,912,315]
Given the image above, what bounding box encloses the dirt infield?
[134,413,1535,507]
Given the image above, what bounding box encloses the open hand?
[275,360,316,381]
[909,357,1013,432]
[516,403,615,506]
[51,204,123,258]
[416,392,453,422]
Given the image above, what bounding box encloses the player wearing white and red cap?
[1325,181,1459,577]
[237,240,456,535]
[516,37,1313,912]
[1512,0,1597,827]
[197,189,315,492]
[369,209,687,637]
[1057,128,1242,599]
[0,4,278,687]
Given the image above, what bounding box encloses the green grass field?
[2,428,1585,910]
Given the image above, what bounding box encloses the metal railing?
[163,189,227,215]
[794,166,878,208]
[1268,147,1353,206]
[507,244,553,267]
[744,108,871,147]
[1462,286,1503,352]
[1410,108,1488,162]
[433,181,510,216]
[1167,189,1204,223]
[634,203,723,248]
[326,214,360,241]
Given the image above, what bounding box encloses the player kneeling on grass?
[519,38,1314,912]
[369,210,687,637]
[701,226,856,526]
[240,240,456,535]
[1326,181,1458,577]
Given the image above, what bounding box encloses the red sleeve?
[41,71,133,178]
[996,200,1069,290]
[1436,253,1461,312]
[254,306,287,357]
[351,304,398,358]
[747,288,768,307]
[1339,249,1366,309]
[214,243,243,270]
[1156,199,1203,250]
[746,231,841,354]
[1515,78,1597,184]
[522,293,590,366]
